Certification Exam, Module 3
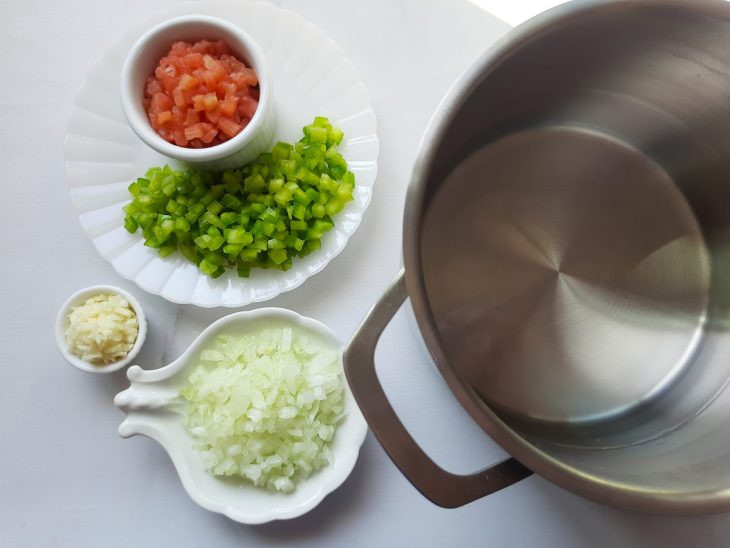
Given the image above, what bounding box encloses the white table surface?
[3,0,730,546]
[468,0,569,25]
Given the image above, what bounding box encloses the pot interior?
[415,0,730,506]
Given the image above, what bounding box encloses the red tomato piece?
[178,74,199,91]
[217,117,241,138]
[201,128,219,143]
[151,92,173,112]
[173,129,188,147]
[217,81,236,99]
[202,92,218,111]
[170,41,187,56]
[219,96,238,117]
[182,52,203,69]
[172,88,186,108]
[191,40,212,54]
[157,111,173,125]
[184,123,208,141]
[239,96,258,119]
[146,76,163,96]
[204,107,221,125]
[212,39,230,56]
[184,108,200,127]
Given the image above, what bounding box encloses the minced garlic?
[65,293,139,365]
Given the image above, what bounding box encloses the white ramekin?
[55,285,147,374]
[120,15,275,170]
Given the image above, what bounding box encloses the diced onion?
[180,327,345,492]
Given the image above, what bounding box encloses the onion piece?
[180,327,344,492]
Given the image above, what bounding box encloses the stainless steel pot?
[344,0,730,514]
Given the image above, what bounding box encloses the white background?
[2,0,730,546]
[469,0,569,24]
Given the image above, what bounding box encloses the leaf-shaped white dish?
[114,308,367,524]
[65,0,378,307]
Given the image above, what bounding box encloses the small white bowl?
[55,285,147,374]
[120,15,275,170]
[113,308,367,524]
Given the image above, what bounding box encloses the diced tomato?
[204,107,221,125]
[184,123,206,141]
[156,62,176,80]
[219,96,238,117]
[168,56,186,73]
[243,68,259,86]
[157,111,173,125]
[172,87,186,108]
[202,92,219,111]
[144,39,259,148]
[170,41,187,56]
[211,64,226,82]
[217,117,241,138]
[217,81,236,99]
[146,76,163,96]
[201,128,219,143]
[203,55,227,81]
[155,66,178,92]
[191,40,212,54]
[202,54,216,70]
[151,92,173,112]
[239,96,258,119]
[171,106,185,125]
[182,52,203,69]
[198,70,212,88]
[222,54,246,73]
[173,129,188,147]
[184,108,200,127]
[178,73,199,91]
[191,94,206,112]
[211,39,230,56]
[230,70,254,88]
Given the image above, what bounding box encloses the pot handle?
[344,268,532,508]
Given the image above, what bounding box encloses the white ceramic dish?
[120,15,275,170]
[65,0,378,308]
[55,285,147,374]
[113,308,367,524]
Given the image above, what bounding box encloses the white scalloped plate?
[65,0,378,308]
